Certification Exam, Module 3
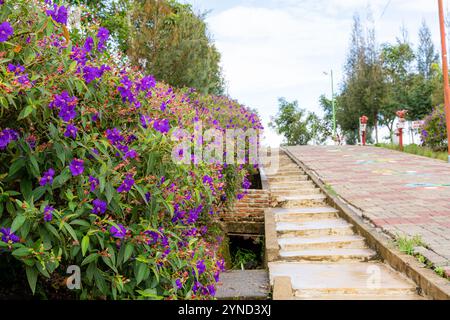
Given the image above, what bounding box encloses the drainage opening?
[229,235,264,270]
[248,169,262,190]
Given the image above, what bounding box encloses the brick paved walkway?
[286,146,450,265]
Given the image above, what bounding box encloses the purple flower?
[110,224,126,239]
[49,91,77,122]
[117,76,136,104]
[106,128,124,146]
[43,206,54,222]
[138,76,156,91]
[64,124,78,139]
[203,175,213,185]
[214,271,220,283]
[0,21,13,42]
[217,259,225,272]
[39,168,55,186]
[175,279,183,289]
[206,284,216,296]
[69,158,84,176]
[83,36,94,52]
[89,176,99,192]
[117,174,134,193]
[96,27,109,52]
[124,149,138,159]
[0,128,19,150]
[193,281,201,294]
[46,4,68,25]
[144,230,159,245]
[59,104,76,122]
[153,119,170,134]
[83,65,103,83]
[92,199,107,215]
[140,115,151,129]
[196,260,206,275]
[0,227,20,243]
[70,46,88,66]
[7,64,25,75]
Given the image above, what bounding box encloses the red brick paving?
[286,145,450,264]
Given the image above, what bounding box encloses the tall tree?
[337,14,385,144]
[269,98,328,146]
[379,38,415,141]
[128,0,224,94]
[417,20,439,79]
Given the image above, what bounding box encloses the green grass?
[323,184,337,197]
[395,235,449,280]
[375,143,448,161]
[232,248,258,270]
[395,234,424,255]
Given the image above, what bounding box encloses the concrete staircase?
[265,151,423,300]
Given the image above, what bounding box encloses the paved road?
[286,146,450,266]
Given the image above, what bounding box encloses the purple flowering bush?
[420,105,448,152]
[0,0,262,299]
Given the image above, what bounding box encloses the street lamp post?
[437,0,450,163]
[324,70,337,140]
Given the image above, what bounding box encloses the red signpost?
[360,115,368,146]
[396,110,407,151]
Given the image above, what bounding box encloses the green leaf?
[70,219,90,227]
[105,183,114,203]
[81,253,99,266]
[135,262,149,285]
[26,266,38,295]
[31,186,47,202]
[81,235,89,257]
[12,247,31,257]
[45,223,61,240]
[101,256,118,273]
[53,168,71,189]
[54,143,66,166]
[18,105,34,120]
[8,158,26,177]
[137,289,163,300]
[28,156,40,178]
[68,60,77,73]
[63,222,78,242]
[123,244,134,263]
[20,180,33,202]
[11,214,26,233]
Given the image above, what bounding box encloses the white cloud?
[197,0,441,146]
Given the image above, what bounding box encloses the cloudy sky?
[182,0,443,146]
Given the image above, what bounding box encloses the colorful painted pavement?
[286,146,450,264]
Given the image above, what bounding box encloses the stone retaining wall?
[220,189,269,235]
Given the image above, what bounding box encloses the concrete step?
[273,207,339,222]
[276,219,354,237]
[278,235,366,251]
[271,188,322,196]
[269,181,315,188]
[278,248,376,262]
[269,262,419,298]
[276,194,327,207]
[268,175,309,182]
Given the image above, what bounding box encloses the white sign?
[397,122,405,129]
[411,121,424,130]
[360,124,367,131]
